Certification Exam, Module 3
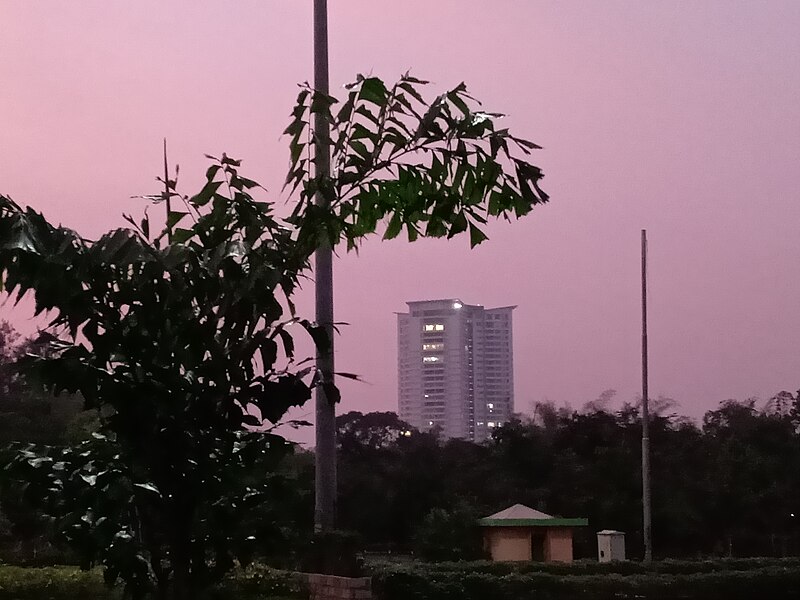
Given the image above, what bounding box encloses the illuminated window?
[487,403,494,409]
[423,324,445,332]
[422,356,441,363]
[422,343,444,351]
[488,422,496,428]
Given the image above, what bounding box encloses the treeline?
[329,394,800,560]
[1,317,798,563]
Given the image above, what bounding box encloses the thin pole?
[641,229,653,563]
[163,138,172,242]
[313,0,336,533]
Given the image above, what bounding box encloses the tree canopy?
[0,74,550,598]
[332,397,800,560]
[0,156,323,599]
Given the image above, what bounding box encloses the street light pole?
[641,229,653,563]
[313,0,336,533]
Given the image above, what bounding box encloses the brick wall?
[307,574,372,600]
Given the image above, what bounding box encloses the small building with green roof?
[479,504,588,562]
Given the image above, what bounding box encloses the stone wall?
[307,574,372,600]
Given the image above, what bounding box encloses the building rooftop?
[479,504,589,528]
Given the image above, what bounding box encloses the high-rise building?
[397,299,515,442]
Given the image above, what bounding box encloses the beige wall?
[544,527,574,563]
[483,526,577,563]
[484,527,532,562]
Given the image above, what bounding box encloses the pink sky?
[1,1,799,440]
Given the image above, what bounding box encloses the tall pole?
[313,0,336,533]
[163,139,172,242]
[641,229,653,562]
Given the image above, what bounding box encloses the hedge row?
[3,560,799,600]
[0,564,307,599]
[371,560,800,600]
[0,566,120,599]
[369,555,800,577]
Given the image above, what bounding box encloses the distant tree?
[702,399,800,556]
[330,399,800,559]
[0,321,85,445]
[337,411,413,453]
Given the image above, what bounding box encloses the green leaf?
[167,211,187,229]
[383,213,403,241]
[447,86,471,117]
[321,381,341,404]
[171,228,194,244]
[189,180,222,207]
[468,222,488,247]
[133,482,161,497]
[447,212,468,238]
[310,90,337,114]
[359,77,388,106]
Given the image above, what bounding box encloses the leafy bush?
[370,555,800,576]
[0,564,307,599]
[214,564,308,599]
[412,504,485,562]
[0,566,121,599]
[370,558,800,600]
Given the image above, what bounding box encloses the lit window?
[422,343,444,351]
[487,403,494,409]
[422,356,441,363]
[424,324,445,332]
[488,422,496,428]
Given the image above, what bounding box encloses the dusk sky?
[2,1,799,441]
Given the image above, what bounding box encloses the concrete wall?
[307,574,372,600]
[544,528,574,563]
[484,527,532,561]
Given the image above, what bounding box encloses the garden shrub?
[0,564,308,599]
[0,566,120,599]
[370,558,800,600]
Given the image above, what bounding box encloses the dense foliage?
[285,73,547,251]
[0,73,548,597]
[0,564,306,600]
[332,396,800,560]
[0,321,87,446]
[371,557,800,600]
[0,156,321,599]
[2,560,798,600]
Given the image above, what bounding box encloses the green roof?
[478,504,588,528]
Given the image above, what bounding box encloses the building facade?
[397,299,515,442]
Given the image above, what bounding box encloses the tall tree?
[0,157,323,599]
[285,72,549,532]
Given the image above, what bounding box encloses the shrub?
[412,504,485,562]
[370,558,800,600]
[0,564,308,599]
[0,566,120,599]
